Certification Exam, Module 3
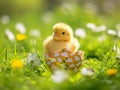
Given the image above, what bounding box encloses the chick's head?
[53,23,73,41]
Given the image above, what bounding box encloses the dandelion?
[15,22,26,34]
[1,15,10,24]
[11,59,24,69]
[81,67,94,76]
[5,29,15,42]
[106,69,118,76]
[29,29,40,38]
[107,29,117,35]
[51,70,68,84]
[75,28,86,38]
[27,53,40,66]
[16,34,27,41]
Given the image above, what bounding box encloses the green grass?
[0,7,120,90]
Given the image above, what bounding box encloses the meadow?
[0,6,120,90]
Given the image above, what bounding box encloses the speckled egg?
[45,48,84,72]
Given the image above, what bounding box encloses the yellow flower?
[16,34,26,41]
[11,59,24,69]
[106,69,118,76]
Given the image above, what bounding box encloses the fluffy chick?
[43,23,80,53]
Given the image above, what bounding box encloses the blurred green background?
[0,0,120,57]
[0,0,120,15]
[1,0,120,29]
[1,1,120,90]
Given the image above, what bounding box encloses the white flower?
[30,29,40,38]
[107,29,117,35]
[27,53,40,66]
[97,35,106,42]
[5,29,15,41]
[51,70,68,84]
[75,28,86,38]
[15,22,26,34]
[81,67,94,76]
[96,25,107,32]
[1,15,10,24]
[87,23,107,32]
[86,23,96,30]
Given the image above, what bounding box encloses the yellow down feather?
[43,23,80,53]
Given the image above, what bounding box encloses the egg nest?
[45,48,84,72]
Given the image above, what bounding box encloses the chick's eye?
[62,32,65,35]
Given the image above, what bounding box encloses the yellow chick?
[43,23,80,53]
